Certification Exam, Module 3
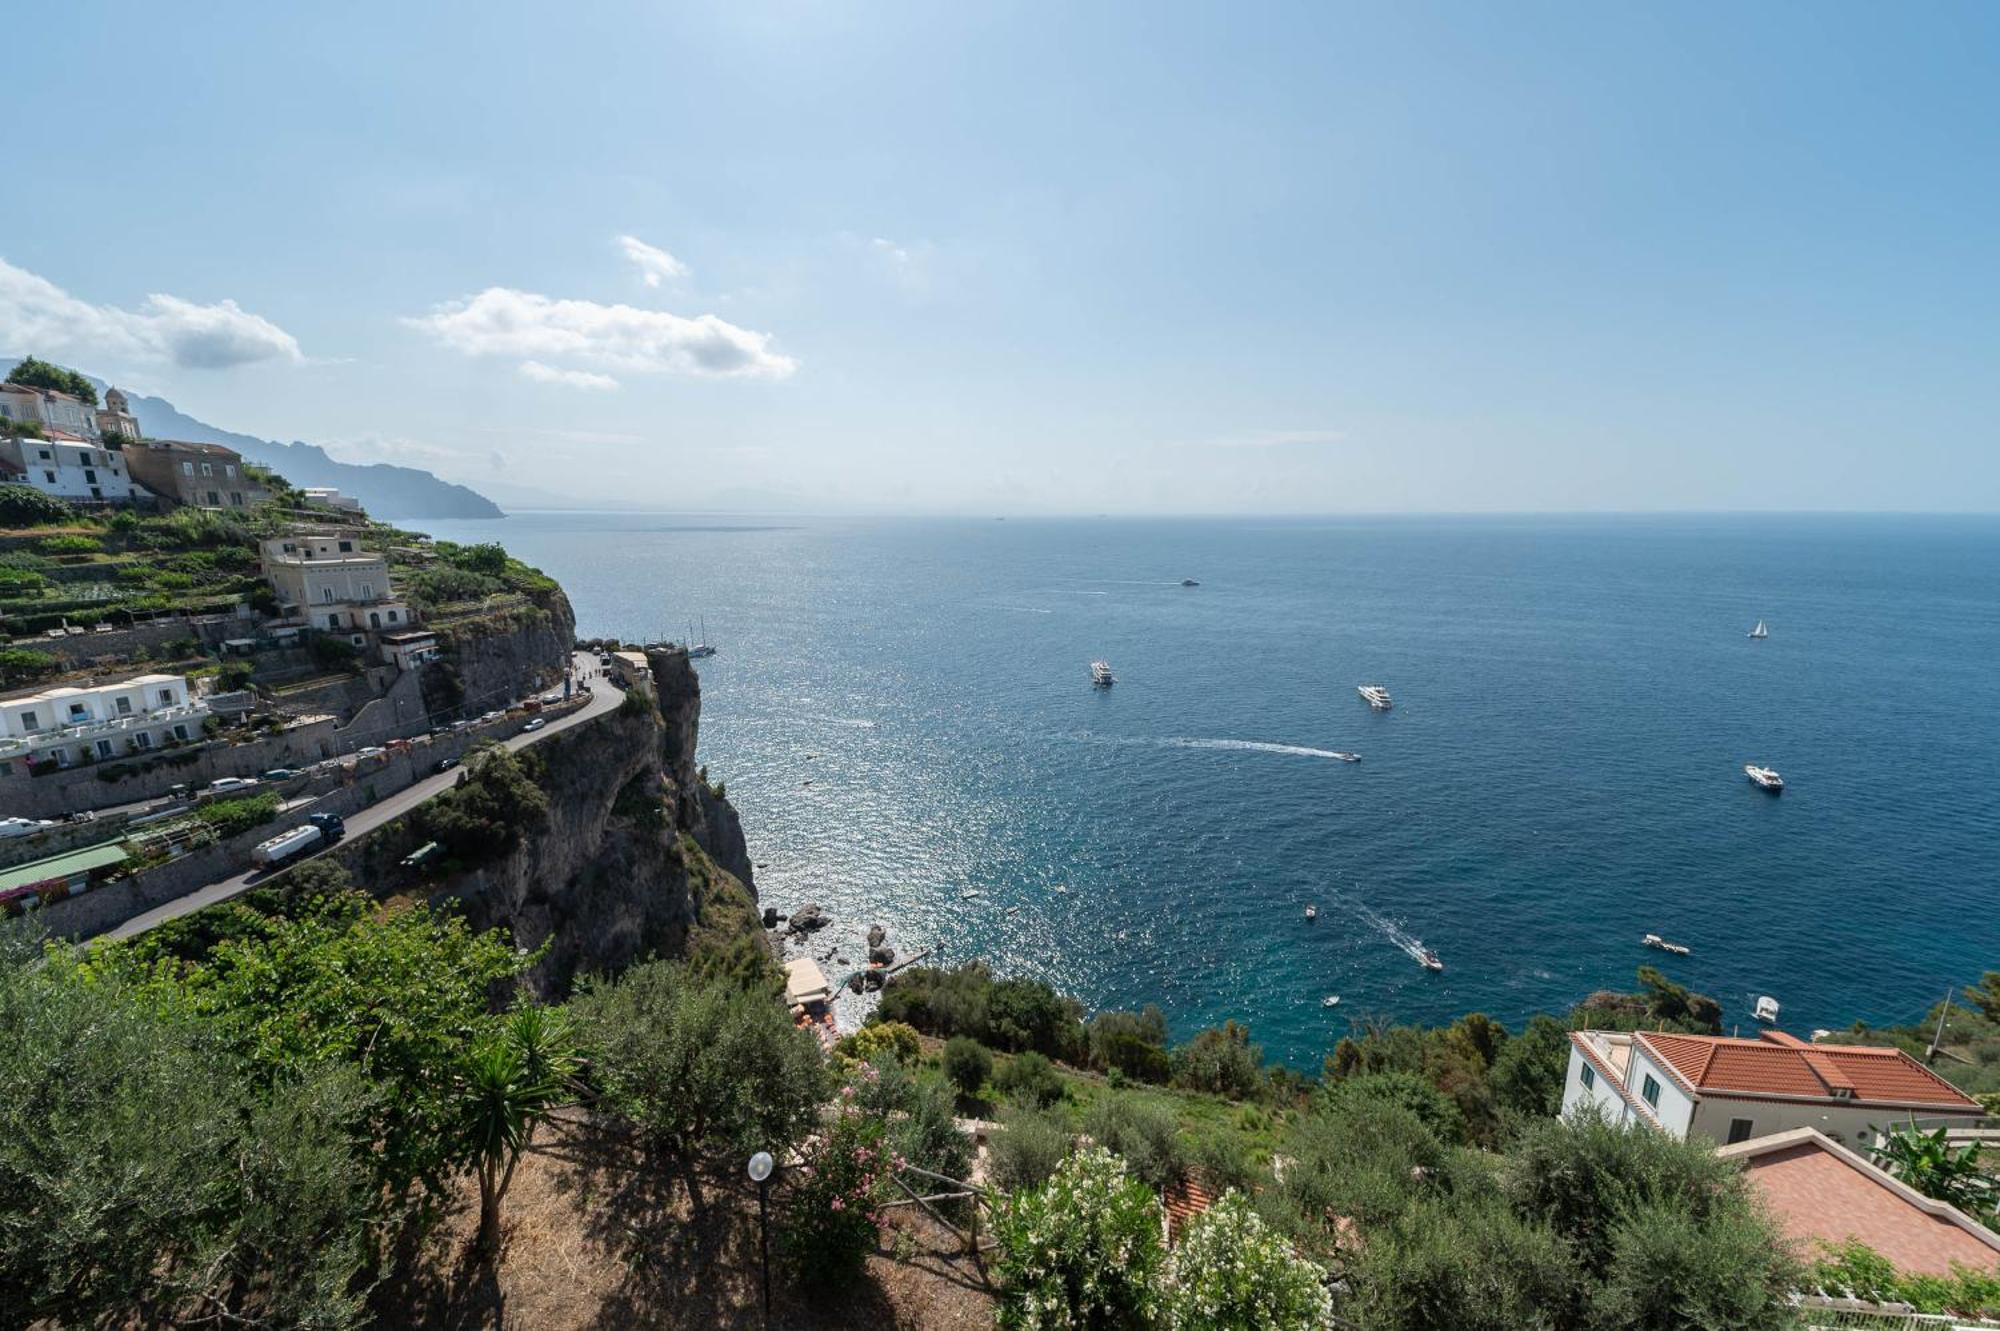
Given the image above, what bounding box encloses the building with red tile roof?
[1721,1127,2000,1278]
[1563,1028,1982,1153]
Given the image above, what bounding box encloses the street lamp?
[747,1150,775,1327]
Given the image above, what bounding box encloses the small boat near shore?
[1357,685,1392,710]
[1754,994,1782,1023]
[1415,945,1444,972]
[1304,905,1318,921]
[1642,932,1691,956]
[1322,994,1341,1008]
[1745,764,1784,792]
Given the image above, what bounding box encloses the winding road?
[102,653,620,942]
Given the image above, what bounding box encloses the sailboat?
[1748,620,1769,639]
[687,618,717,659]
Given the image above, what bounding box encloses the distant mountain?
[115,387,503,520]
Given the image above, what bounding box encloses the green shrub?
[943,1035,993,1095]
[1172,1020,1264,1099]
[836,1020,923,1067]
[1083,1093,1185,1194]
[196,793,281,839]
[993,1147,1163,1330]
[989,1104,1073,1195]
[997,1051,1064,1108]
[0,647,59,688]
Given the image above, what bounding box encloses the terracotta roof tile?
[1637,1032,1979,1110]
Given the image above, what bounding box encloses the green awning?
[0,841,130,891]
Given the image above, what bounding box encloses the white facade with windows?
[1563,1029,1984,1153]
[0,674,208,767]
[0,436,139,502]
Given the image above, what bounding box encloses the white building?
[1564,1028,1984,1153]
[0,673,209,769]
[260,530,414,642]
[379,630,440,670]
[301,487,363,513]
[0,383,99,440]
[0,435,140,503]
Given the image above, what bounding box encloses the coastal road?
[101,653,620,943]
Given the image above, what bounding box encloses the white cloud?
[518,359,619,391]
[618,234,690,287]
[406,287,797,380]
[871,236,913,265]
[0,257,302,369]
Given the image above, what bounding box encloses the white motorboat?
[1754,995,1782,1023]
[1304,905,1318,921]
[1416,945,1444,972]
[1322,995,1341,1009]
[1748,619,1769,639]
[1357,685,1392,710]
[1642,933,1692,956]
[1330,752,1361,763]
[1745,764,1784,792]
[1091,660,1115,687]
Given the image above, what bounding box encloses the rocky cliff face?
[429,592,578,716]
[332,651,760,996]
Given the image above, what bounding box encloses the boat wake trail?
[989,604,1055,615]
[1164,737,1355,761]
[1345,896,1433,965]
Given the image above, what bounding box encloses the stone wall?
[0,716,341,820]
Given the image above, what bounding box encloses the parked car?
[62,809,98,824]
[539,691,563,705]
[205,777,260,794]
[522,717,548,733]
[354,746,386,759]
[479,710,504,724]
[0,817,54,839]
[434,756,459,773]
[260,768,302,782]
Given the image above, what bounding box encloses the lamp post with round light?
[747,1150,774,1328]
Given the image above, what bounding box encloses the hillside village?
[6,356,1999,1327]
[0,355,584,932]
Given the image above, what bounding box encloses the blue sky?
[7,3,1997,512]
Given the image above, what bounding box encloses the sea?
[419,512,2000,1068]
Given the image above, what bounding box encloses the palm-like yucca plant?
[465,1006,580,1255]
[1870,1121,1998,1216]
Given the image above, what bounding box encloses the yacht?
[1642,933,1692,956]
[1754,994,1782,1023]
[1415,945,1444,972]
[1304,905,1318,921]
[1090,660,1116,687]
[1748,619,1769,639]
[1329,752,1361,763]
[1322,994,1341,1009]
[1357,685,1392,710]
[686,618,717,659]
[1181,578,1200,587]
[1744,764,1784,792]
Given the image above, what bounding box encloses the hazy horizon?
[8,3,1998,515]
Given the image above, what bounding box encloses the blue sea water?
[421,512,2000,1067]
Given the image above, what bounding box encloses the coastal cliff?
[324,647,762,995]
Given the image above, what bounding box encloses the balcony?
[0,701,210,760]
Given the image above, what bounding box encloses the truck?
[250,813,346,868]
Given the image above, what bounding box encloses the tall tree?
[462,1005,579,1255]
[5,355,97,405]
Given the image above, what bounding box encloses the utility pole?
[1927,986,1953,1066]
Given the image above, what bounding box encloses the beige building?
[94,387,142,441]
[121,439,269,511]
[0,382,99,439]
[261,529,414,639]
